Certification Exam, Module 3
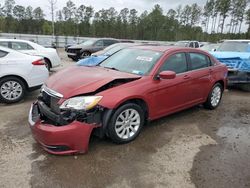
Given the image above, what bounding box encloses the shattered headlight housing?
[60,96,103,110]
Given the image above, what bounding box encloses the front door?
[151,52,192,118]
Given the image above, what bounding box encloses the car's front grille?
[41,91,61,114]
[67,49,80,53]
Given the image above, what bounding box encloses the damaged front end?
[29,87,107,155]
[29,77,140,155]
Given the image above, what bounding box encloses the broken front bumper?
[28,102,99,155]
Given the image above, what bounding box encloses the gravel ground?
[0,49,250,188]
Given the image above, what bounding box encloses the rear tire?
[108,103,145,144]
[204,83,223,110]
[0,77,26,103]
[81,51,91,59]
[44,58,51,71]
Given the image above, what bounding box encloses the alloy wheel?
[0,81,23,101]
[211,86,222,107]
[115,109,141,139]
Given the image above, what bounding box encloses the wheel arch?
[0,75,29,89]
[214,80,225,91]
[44,57,52,68]
[113,98,149,122]
[99,97,149,138]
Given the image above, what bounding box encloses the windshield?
[103,44,132,56]
[80,39,96,46]
[99,48,163,75]
[217,41,249,52]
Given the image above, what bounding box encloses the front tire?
[204,83,223,110]
[108,103,145,144]
[80,51,91,59]
[0,77,26,103]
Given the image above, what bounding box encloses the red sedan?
[29,46,228,155]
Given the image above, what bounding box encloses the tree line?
[0,0,250,42]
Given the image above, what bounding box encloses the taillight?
[32,59,45,66]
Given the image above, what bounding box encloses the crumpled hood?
[46,65,141,99]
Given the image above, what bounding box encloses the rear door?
[0,50,9,72]
[187,51,212,102]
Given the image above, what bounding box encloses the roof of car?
[176,40,199,43]
[222,40,250,42]
[0,39,33,42]
[95,38,119,41]
[129,45,190,52]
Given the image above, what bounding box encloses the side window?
[0,50,8,58]
[0,41,9,48]
[11,42,34,50]
[94,40,104,47]
[189,53,210,70]
[160,53,188,74]
[189,42,194,48]
[195,42,199,48]
[104,40,118,46]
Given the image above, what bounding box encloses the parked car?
[77,43,141,66]
[66,38,119,61]
[0,46,49,103]
[29,46,227,155]
[0,39,61,71]
[174,41,200,48]
[210,40,250,91]
[65,39,87,51]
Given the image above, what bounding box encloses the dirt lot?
[0,49,250,188]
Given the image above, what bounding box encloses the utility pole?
[48,0,57,46]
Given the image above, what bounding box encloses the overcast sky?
[12,0,208,17]
[1,0,248,32]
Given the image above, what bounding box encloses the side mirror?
[212,48,216,52]
[158,71,176,79]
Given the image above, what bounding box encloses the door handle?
[183,75,190,79]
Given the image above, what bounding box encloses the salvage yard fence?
[0,33,170,48]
